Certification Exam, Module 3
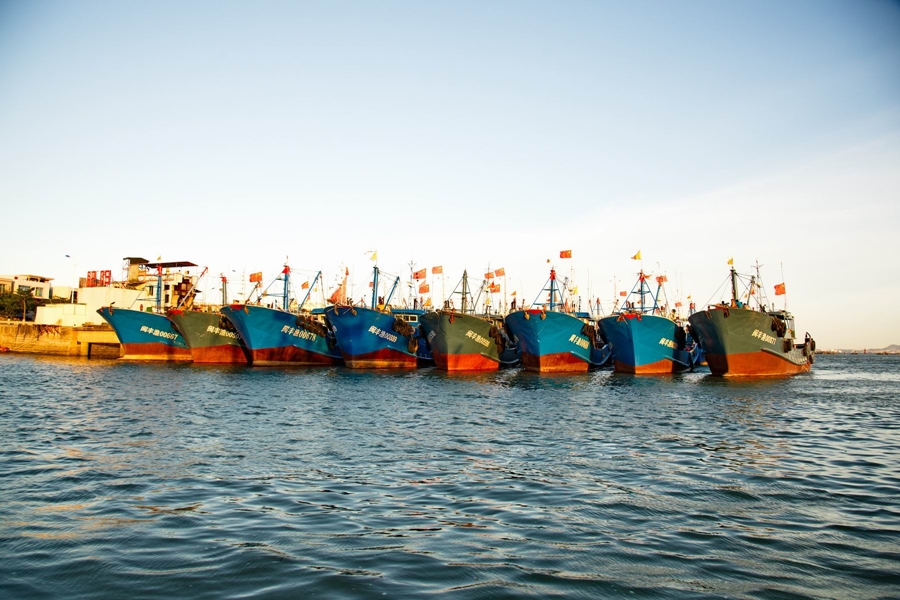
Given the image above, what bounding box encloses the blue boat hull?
[504,310,610,372]
[598,313,696,374]
[219,305,342,366]
[325,306,422,368]
[96,307,192,361]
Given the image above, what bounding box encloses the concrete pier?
[0,321,120,358]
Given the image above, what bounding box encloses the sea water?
[1,354,898,599]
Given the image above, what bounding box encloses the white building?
[0,274,55,299]
[35,287,144,327]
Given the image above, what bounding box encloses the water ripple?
[1,353,899,598]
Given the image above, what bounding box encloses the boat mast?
[780,261,787,312]
[384,276,400,307]
[549,268,557,311]
[371,266,379,309]
[221,274,227,305]
[155,263,163,312]
[640,272,646,313]
[282,262,290,310]
[461,270,469,313]
[407,261,416,308]
[730,267,739,307]
[298,271,320,311]
[175,266,207,309]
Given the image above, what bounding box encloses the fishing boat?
[219,266,342,366]
[687,265,815,376]
[504,268,611,372]
[166,272,249,364]
[325,266,425,368]
[97,259,198,361]
[419,270,518,371]
[598,271,698,374]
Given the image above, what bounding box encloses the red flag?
[413,268,426,280]
[489,283,500,293]
[484,272,494,279]
[301,281,309,289]
[619,291,627,296]
[774,283,786,296]
[418,283,429,294]
[345,267,349,276]
[432,266,443,274]
[249,272,263,283]
[368,281,374,287]
[494,268,505,277]
[656,275,668,284]
[675,301,682,307]
[511,291,516,297]
[282,266,291,274]
[560,250,572,259]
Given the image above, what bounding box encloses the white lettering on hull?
[140,325,178,341]
[751,329,776,345]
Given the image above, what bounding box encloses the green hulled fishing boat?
[419,270,517,371]
[688,265,815,376]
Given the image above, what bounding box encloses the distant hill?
[825,345,900,354]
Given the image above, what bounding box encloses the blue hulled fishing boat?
[98,306,192,361]
[97,259,199,361]
[598,271,699,374]
[504,268,610,372]
[219,266,341,366]
[325,266,426,368]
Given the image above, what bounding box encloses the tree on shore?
[0,288,46,320]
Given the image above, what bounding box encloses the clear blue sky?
[2,1,898,348]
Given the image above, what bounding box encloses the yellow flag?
[727,257,733,265]
[572,286,579,294]
[631,250,641,260]
[370,251,377,261]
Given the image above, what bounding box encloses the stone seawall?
[0,322,120,358]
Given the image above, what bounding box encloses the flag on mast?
[560,250,572,259]
[774,283,786,296]
[631,250,641,260]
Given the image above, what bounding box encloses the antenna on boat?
[407,260,416,309]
